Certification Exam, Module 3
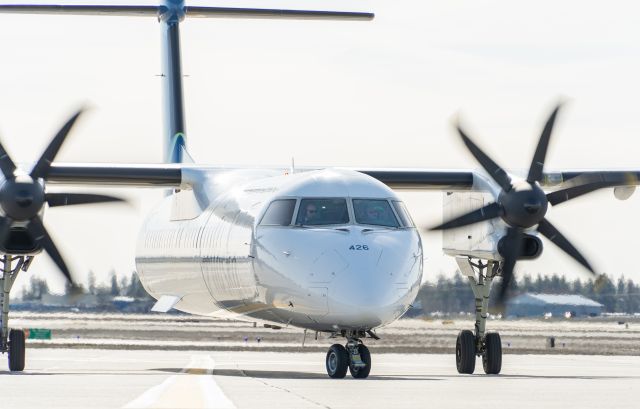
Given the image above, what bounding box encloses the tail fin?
[0,2,373,164]
[167,132,187,163]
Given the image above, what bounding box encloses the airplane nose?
[328,271,412,328]
[327,261,415,329]
[332,273,401,308]
[322,229,422,328]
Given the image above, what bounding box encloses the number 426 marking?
[349,245,369,251]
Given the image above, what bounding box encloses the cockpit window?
[392,201,415,228]
[353,199,400,228]
[260,199,296,226]
[296,199,349,226]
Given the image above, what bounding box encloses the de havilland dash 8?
[0,1,637,378]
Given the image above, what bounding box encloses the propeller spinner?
[0,109,124,283]
[432,104,631,305]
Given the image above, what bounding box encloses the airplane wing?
[47,163,183,187]
[46,163,640,195]
[355,168,640,192]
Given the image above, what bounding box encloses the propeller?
[0,109,125,283]
[431,103,633,306]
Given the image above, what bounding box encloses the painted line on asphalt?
[123,355,235,409]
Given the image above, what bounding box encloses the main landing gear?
[1,255,33,372]
[455,257,503,375]
[325,330,374,379]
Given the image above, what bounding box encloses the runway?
[1,349,638,409]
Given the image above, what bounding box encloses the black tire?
[8,329,25,372]
[482,332,502,375]
[348,344,372,379]
[326,344,349,379]
[456,330,476,374]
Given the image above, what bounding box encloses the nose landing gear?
[325,330,373,379]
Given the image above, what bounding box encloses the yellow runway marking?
[123,355,235,409]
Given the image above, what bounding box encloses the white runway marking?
[123,355,235,409]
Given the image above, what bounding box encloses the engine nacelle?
[498,233,543,260]
[0,228,42,255]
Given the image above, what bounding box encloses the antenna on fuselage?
[0,1,374,164]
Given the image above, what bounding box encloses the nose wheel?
[326,344,349,378]
[325,331,374,379]
[348,344,371,379]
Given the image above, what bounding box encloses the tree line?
[20,270,640,314]
[21,271,152,301]
[413,273,640,315]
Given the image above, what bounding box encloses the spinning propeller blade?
[547,172,638,206]
[430,202,502,231]
[27,216,72,282]
[536,218,593,273]
[0,140,17,180]
[0,109,125,284]
[30,109,84,179]
[497,227,522,304]
[456,125,512,191]
[527,104,561,183]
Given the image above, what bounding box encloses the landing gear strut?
[1,255,33,372]
[325,330,373,379]
[455,257,503,375]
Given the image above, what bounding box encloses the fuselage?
[135,168,423,332]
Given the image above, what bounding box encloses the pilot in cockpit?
[366,204,384,222]
[301,203,319,224]
[362,201,396,227]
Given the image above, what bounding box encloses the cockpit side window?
[353,199,400,228]
[392,201,415,228]
[260,199,297,226]
[296,198,349,226]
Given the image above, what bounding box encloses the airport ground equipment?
[2,1,640,377]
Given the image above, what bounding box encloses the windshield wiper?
[361,226,400,233]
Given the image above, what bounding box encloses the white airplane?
[0,1,637,378]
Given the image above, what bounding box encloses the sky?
[1,0,640,293]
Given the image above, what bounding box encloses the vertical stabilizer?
[160,0,187,164]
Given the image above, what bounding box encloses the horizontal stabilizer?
[0,5,374,20]
[0,5,158,16]
[185,7,373,20]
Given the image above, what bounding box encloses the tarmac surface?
[1,349,639,409]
